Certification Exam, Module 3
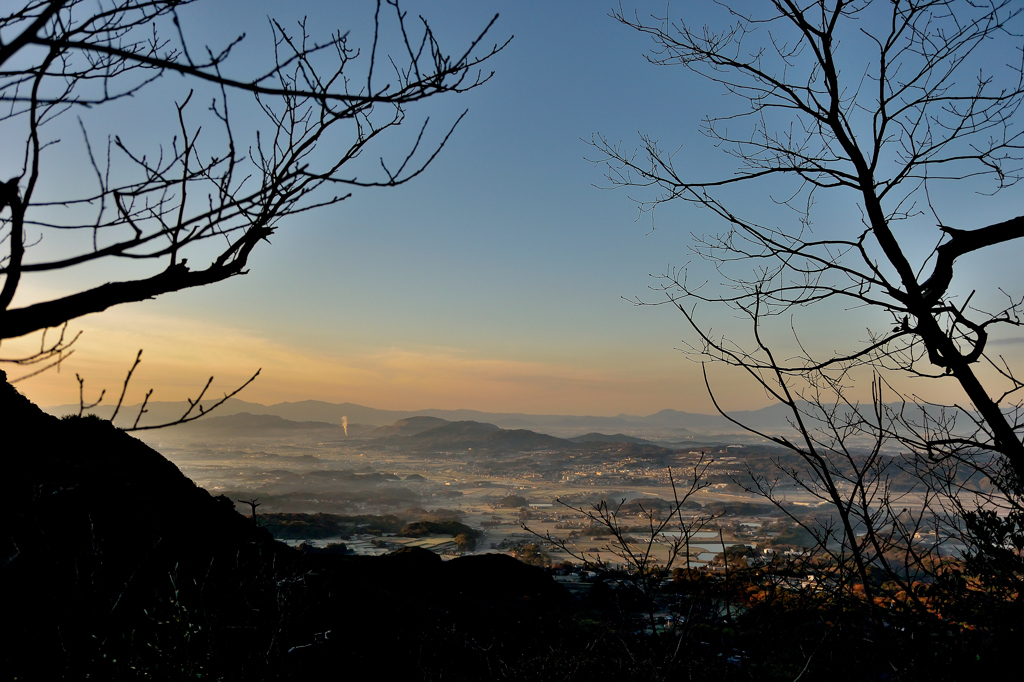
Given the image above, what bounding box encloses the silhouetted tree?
[238,497,261,523]
[0,0,506,379]
[596,0,1024,621]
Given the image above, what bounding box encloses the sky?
[5,0,1024,416]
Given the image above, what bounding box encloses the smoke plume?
[342,416,348,437]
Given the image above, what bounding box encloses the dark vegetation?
[258,512,480,541]
[399,520,480,539]
[218,487,423,514]
[260,512,405,538]
[495,494,531,508]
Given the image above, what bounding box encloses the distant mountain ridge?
[42,396,802,438]
[372,416,449,437]
[48,396,966,440]
[120,408,671,451]
[179,412,344,433]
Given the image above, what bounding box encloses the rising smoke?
[342,416,348,437]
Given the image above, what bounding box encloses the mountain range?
[144,411,667,453]
[44,395,977,443]
[43,396,806,440]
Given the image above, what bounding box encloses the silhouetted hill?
[1,370,277,678]
[396,420,573,450]
[3,372,572,679]
[367,417,652,451]
[482,428,569,449]
[371,415,449,436]
[404,419,501,445]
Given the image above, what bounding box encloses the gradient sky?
[7,0,1024,415]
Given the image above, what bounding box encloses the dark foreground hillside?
[0,373,576,680]
[1,372,1016,681]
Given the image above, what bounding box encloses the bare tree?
[238,497,260,524]
[0,1,506,380]
[595,0,1024,614]
[524,460,722,636]
[530,462,714,582]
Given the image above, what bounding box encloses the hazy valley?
[42,399,925,568]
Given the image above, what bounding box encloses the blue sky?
[9,1,1024,415]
